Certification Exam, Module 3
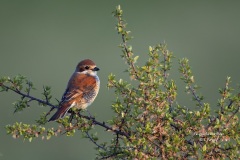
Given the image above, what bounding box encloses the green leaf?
[202,144,207,152]
[149,46,153,52]
[133,56,139,63]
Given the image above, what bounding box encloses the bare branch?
[85,131,107,151]
[77,112,131,140]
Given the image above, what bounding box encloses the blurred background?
[0,0,240,159]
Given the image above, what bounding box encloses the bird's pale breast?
[83,77,99,107]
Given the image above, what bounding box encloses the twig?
[1,84,57,109]
[188,85,203,107]
[227,100,234,108]
[77,112,131,140]
[99,151,124,160]
[226,105,240,125]
[205,100,239,130]
[117,17,139,80]
[162,50,168,82]
[179,61,204,107]
[26,80,31,96]
[162,50,174,111]
[43,86,49,103]
[85,131,107,151]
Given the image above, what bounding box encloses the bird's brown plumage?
[48,59,100,121]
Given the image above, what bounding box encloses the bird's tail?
[48,105,70,122]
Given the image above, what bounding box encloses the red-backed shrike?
[49,59,100,121]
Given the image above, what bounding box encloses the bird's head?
[75,59,100,75]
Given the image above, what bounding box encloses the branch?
[226,105,240,125]
[120,31,139,79]
[1,82,131,141]
[188,85,204,107]
[85,131,107,151]
[1,83,57,109]
[162,49,169,82]
[77,112,130,140]
[179,59,204,107]
[114,6,139,80]
[99,151,124,160]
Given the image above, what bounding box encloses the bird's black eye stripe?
[85,66,90,69]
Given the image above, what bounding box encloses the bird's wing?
[49,74,98,121]
[60,73,97,106]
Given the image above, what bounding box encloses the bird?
[48,59,100,121]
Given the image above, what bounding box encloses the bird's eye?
[85,66,90,69]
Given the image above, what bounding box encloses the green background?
[0,0,240,159]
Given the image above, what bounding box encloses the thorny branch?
[162,50,168,82]
[77,112,131,140]
[179,61,204,107]
[85,131,107,151]
[188,85,204,107]
[0,82,131,140]
[117,16,139,80]
[162,50,175,112]
[1,82,57,109]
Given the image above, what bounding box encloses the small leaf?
[196,111,200,117]
[149,46,153,52]
[133,56,139,63]
[128,45,132,52]
[202,144,207,151]
[194,142,197,148]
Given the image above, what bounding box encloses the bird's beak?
[92,67,100,71]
